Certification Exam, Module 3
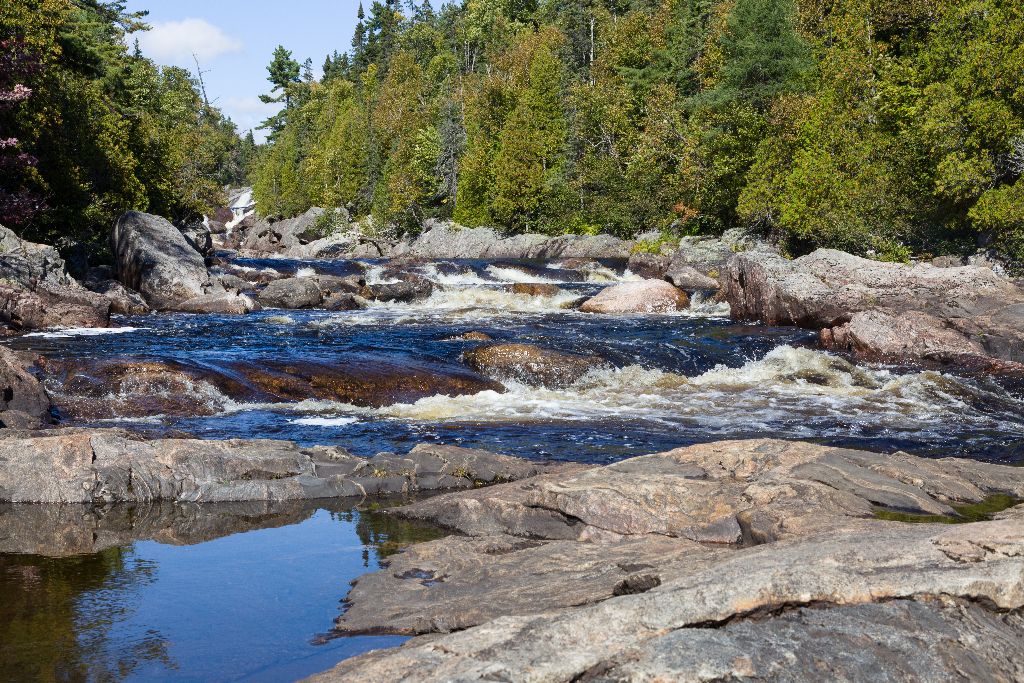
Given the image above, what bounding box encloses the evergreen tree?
[258,46,301,135]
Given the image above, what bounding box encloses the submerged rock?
[579,279,689,314]
[724,249,1024,365]
[315,439,1024,682]
[359,278,433,303]
[111,211,213,310]
[0,432,563,504]
[463,343,605,388]
[510,283,561,297]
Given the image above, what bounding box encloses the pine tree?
[258,46,301,135]
[492,43,568,232]
[706,0,811,110]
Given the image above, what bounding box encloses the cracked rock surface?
[313,439,1024,682]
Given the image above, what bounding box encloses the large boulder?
[579,279,689,313]
[463,343,606,388]
[111,211,213,310]
[0,431,563,504]
[724,249,1024,364]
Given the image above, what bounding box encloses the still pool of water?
[0,501,445,682]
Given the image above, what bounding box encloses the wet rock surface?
[580,279,689,314]
[0,431,560,504]
[41,356,506,418]
[314,439,1024,682]
[463,343,605,388]
[725,248,1024,365]
[394,221,633,260]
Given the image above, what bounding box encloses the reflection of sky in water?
[0,509,427,682]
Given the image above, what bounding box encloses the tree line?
[252,0,1024,262]
[0,1,250,257]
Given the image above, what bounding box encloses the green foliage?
[0,0,245,255]
[247,0,1024,263]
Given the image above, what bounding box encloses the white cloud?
[137,18,243,64]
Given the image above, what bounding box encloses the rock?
[111,211,213,309]
[0,224,77,290]
[316,516,1024,682]
[511,283,561,297]
[179,221,214,256]
[177,292,260,315]
[447,331,493,342]
[214,273,253,293]
[313,274,364,297]
[235,208,328,256]
[39,358,238,419]
[0,284,111,332]
[397,220,633,260]
[463,343,606,388]
[931,255,965,268]
[626,253,670,280]
[85,279,150,315]
[43,356,504,418]
[258,277,323,309]
[313,440,1024,682]
[724,249,1024,364]
[820,309,986,363]
[668,227,777,277]
[0,225,111,332]
[0,348,52,429]
[227,358,504,408]
[323,292,364,311]
[359,278,433,303]
[0,432,555,504]
[664,263,719,291]
[579,280,689,314]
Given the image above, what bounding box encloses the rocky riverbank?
[311,439,1024,681]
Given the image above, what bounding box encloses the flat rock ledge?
[311,439,1024,682]
[0,429,566,503]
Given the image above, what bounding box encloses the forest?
[1,0,1023,263]
[0,1,250,256]
[252,0,1024,262]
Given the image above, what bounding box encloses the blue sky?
[126,1,361,140]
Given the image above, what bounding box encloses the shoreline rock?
[0,225,111,332]
[312,439,1024,682]
[0,431,567,504]
[724,248,1024,365]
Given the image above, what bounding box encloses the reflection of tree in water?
[348,510,448,568]
[0,546,175,681]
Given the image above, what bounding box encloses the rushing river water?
[2,256,1024,681]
